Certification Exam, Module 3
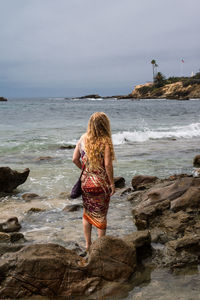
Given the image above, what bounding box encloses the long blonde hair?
[84,112,115,170]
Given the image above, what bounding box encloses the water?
[1,97,200,299]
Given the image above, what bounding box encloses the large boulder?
[132,177,199,230]
[87,236,137,280]
[0,234,151,299]
[0,167,30,193]
[193,155,200,167]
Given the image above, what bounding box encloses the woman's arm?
[72,141,82,169]
[104,144,115,196]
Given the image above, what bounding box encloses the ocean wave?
[112,122,200,145]
[85,98,104,101]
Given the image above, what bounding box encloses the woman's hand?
[110,184,115,196]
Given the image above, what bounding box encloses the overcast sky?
[0,0,200,97]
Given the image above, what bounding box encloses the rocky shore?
[131,81,200,100]
[0,157,200,299]
[68,78,200,101]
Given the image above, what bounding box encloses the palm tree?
[151,60,158,82]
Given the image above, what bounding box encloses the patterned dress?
[79,137,110,229]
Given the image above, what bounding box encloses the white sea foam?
[112,122,200,145]
[86,98,104,101]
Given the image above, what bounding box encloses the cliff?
[131,81,200,100]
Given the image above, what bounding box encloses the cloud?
[0,0,200,96]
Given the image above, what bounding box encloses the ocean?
[1,97,200,299]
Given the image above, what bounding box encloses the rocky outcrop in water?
[0,217,21,233]
[193,154,200,167]
[0,218,24,257]
[0,167,30,193]
[131,82,200,100]
[0,233,151,299]
[130,174,200,269]
[0,97,7,101]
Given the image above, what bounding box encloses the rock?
[0,236,141,299]
[0,244,25,257]
[132,177,199,230]
[35,156,54,161]
[63,204,83,212]
[0,232,24,244]
[79,94,101,99]
[0,233,10,243]
[127,191,144,203]
[123,230,151,260]
[0,167,30,193]
[130,175,200,269]
[192,168,200,177]
[118,187,132,196]
[22,193,40,201]
[26,207,46,213]
[193,155,200,167]
[171,186,200,212]
[0,217,21,233]
[9,232,25,243]
[0,97,7,101]
[162,234,200,268]
[131,175,158,190]
[114,177,125,188]
[59,191,71,199]
[87,236,137,280]
[59,145,76,150]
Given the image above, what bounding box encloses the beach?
[1,97,200,299]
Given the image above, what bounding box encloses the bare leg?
[82,217,92,250]
[97,228,106,238]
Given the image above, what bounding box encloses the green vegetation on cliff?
[131,72,200,100]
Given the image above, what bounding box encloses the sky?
[0,0,200,97]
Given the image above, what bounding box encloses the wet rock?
[22,193,40,201]
[162,234,200,268]
[35,156,54,161]
[9,232,25,243]
[192,168,200,177]
[131,175,200,269]
[114,177,125,188]
[0,244,25,256]
[132,177,199,230]
[0,233,10,243]
[118,187,132,196]
[131,175,158,190]
[0,236,140,299]
[87,236,137,280]
[193,155,200,167]
[26,207,46,213]
[123,230,152,261]
[59,145,75,150]
[171,186,200,212]
[0,217,21,233]
[0,167,30,193]
[127,191,144,203]
[0,232,24,244]
[63,204,83,212]
[59,191,71,199]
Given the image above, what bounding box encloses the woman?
[72,112,115,252]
